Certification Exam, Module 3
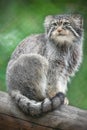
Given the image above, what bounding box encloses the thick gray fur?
[6,14,84,116]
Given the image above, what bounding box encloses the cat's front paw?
[64,97,69,105]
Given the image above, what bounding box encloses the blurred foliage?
[0,0,87,109]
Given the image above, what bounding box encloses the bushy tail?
[11,90,65,116]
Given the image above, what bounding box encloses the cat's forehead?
[53,15,70,21]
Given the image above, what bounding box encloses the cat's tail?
[11,90,65,116]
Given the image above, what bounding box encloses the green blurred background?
[0,0,87,109]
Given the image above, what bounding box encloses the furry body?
[6,14,83,116]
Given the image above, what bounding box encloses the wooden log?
[0,91,87,130]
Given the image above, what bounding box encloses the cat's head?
[44,14,83,45]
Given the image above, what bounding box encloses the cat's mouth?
[58,34,66,36]
[57,33,68,37]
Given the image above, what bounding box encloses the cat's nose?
[57,27,62,32]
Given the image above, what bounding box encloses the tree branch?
[0,91,87,130]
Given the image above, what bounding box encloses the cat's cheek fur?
[50,30,76,45]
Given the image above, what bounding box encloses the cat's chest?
[46,46,70,68]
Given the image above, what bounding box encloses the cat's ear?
[44,15,53,27]
[71,14,83,28]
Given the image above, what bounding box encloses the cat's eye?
[52,22,58,26]
[63,22,70,26]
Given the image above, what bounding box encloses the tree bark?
[0,91,87,130]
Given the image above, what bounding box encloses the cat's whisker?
[67,25,80,38]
